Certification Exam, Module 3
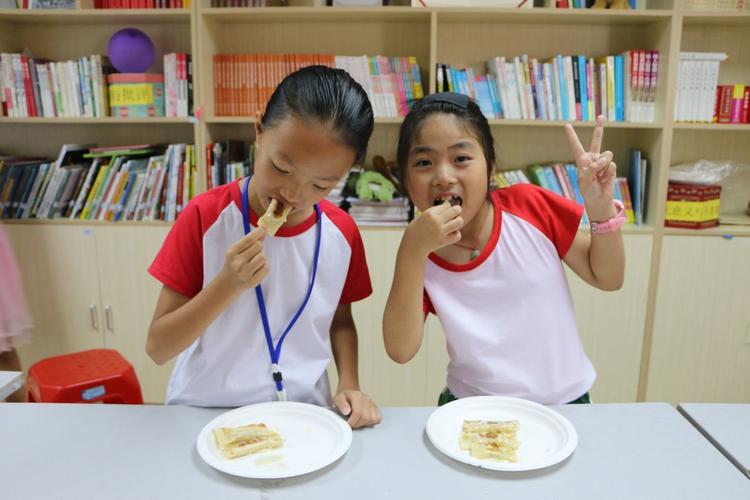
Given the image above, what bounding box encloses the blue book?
[578,55,589,122]
[556,54,569,121]
[543,166,564,196]
[485,75,502,119]
[534,62,546,121]
[614,55,624,121]
[629,149,642,225]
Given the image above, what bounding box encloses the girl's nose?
[433,162,456,187]
[279,182,303,205]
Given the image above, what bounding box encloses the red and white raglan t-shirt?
[424,184,595,405]
[149,181,372,407]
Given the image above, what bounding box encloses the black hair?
[396,93,496,197]
[261,65,374,165]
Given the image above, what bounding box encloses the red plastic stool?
[26,349,143,404]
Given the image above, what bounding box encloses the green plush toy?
[356,170,396,202]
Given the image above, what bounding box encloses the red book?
[742,87,750,124]
[730,84,745,123]
[20,55,37,117]
[717,86,733,123]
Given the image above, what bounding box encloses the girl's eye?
[413,159,431,168]
[313,184,328,191]
[272,163,289,175]
[456,155,471,164]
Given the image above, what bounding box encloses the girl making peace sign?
[383,92,625,405]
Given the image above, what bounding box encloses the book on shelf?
[438,50,658,123]
[164,53,193,118]
[205,140,254,190]
[213,54,423,118]
[0,143,196,222]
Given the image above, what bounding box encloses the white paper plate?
[425,396,577,471]
[196,401,352,479]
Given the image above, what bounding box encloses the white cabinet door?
[646,236,750,404]
[94,225,175,403]
[3,224,103,367]
[566,234,654,402]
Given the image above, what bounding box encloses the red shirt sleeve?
[495,184,583,258]
[321,201,373,304]
[148,200,204,298]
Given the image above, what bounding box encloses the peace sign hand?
[564,115,618,222]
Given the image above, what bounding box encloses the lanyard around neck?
[241,177,322,401]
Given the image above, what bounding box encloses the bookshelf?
[2,1,749,405]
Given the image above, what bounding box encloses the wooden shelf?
[488,119,664,129]
[0,117,194,125]
[0,8,191,25]
[673,123,750,132]
[205,115,403,125]
[682,12,750,27]
[663,223,750,237]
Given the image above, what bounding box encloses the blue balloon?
[108,28,155,74]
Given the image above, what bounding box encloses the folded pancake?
[460,419,519,462]
[258,199,292,236]
[213,423,284,459]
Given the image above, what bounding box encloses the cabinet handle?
[104,305,113,332]
[89,304,98,330]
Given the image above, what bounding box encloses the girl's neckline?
[428,192,502,272]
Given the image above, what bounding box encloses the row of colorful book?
[0,52,192,118]
[712,85,750,124]
[213,54,423,118]
[437,50,659,123]
[1,54,109,118]
[93,0,190,8]
[205,140,254,190]
[495,150,648,227]
[0,143,196,222]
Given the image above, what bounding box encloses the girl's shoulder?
[318,199,363,245]
[492,184,577,216]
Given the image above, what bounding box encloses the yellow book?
[80,164,109,220]
[105,170,130,221]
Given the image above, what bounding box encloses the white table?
[1,403,749,499]
[679,403,750,480]
[0,371,22,400]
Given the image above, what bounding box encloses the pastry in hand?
[258,199,292,236]
[213,422,284,459]
[460,419,519,462]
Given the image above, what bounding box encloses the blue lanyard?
[241,177,322,401]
